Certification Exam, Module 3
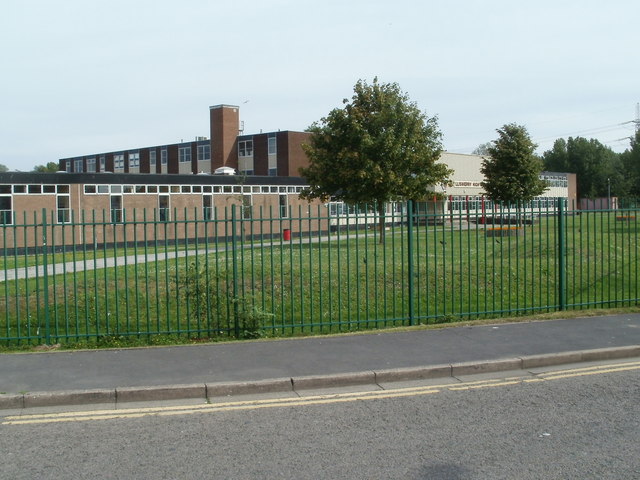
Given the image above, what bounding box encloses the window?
[87,157,96,172]
[84,185,96,194]
[65,160,71,173]
[238,140,253,157]
[0,196,13,224]
[110,195,123,223]
[161,149,168,165]
[114,154,125,171]
[99,156,105,172]
[241,170,254,176]
[268,168,277,176]
[178,146,191,163]
[158,195,170,222]
[328,202,346,216]
[128,152,140,168]
[203,195,213,220]
[279,194,288,218]
[149,150,157,167]
[197,144,210,161]
[268,135,277,155]
[242,195,252,219]
[57,195,71,223]
[28,185,42,194]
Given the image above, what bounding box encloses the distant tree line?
[476,130,640,200]
[540,131,640,199]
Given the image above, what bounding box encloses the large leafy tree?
[481,123,547,205]
[300,78,451,241]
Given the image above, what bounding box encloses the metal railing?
[1,200,638,345]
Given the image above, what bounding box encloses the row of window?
[449,196,563,211]
[83,184,305,195]
[0,192,291,225]
[0,194,71,225]
[68,145,212,172]
[238,136,277,157]
[327,202,404,217]
[0,184,70,194]
[540,175,569,188]
[71,157,106,173]
[239,168,279,176]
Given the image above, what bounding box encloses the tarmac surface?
[1,313,639,409]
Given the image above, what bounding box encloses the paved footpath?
[1,313,639,409]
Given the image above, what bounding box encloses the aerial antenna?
[635,102,640,133]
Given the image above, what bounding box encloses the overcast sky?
[1,0,638,171]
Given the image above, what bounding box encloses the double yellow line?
[4,361,639,426]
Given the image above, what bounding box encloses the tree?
[300,78,452,242]
[542,137,619,199]
[619,131,640,198]
[481,123,547,205]
[472,142,492,156]
[32,162,60,173]
[0,164,8,173]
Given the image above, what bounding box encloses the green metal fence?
[1,200,638,346]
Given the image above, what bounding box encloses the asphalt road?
[3,362,639,479]
[3,314,640,398]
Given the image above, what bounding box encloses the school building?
[59,104,310,178]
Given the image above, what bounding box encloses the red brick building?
[59,105,311,177]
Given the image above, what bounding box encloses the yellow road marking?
[3,389,442,425]
[3,360,639,426]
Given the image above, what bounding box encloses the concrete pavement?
[1,313,639,409]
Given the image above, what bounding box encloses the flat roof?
[0,172,309,186]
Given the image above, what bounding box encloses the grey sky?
[1,0,638,171]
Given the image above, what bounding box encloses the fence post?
[407,200,415,326]
[231,205,240,337]
[557,198,566,311]
[41,209,51,344]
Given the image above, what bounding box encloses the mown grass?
[0,211,638,348]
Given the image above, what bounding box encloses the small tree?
[300,78,451,242]
[32,162,60,173]
[481,123,547,208]
[472,142,492,156]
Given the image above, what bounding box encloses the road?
[2,362,639,479]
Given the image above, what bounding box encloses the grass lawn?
[0,211,638,347]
